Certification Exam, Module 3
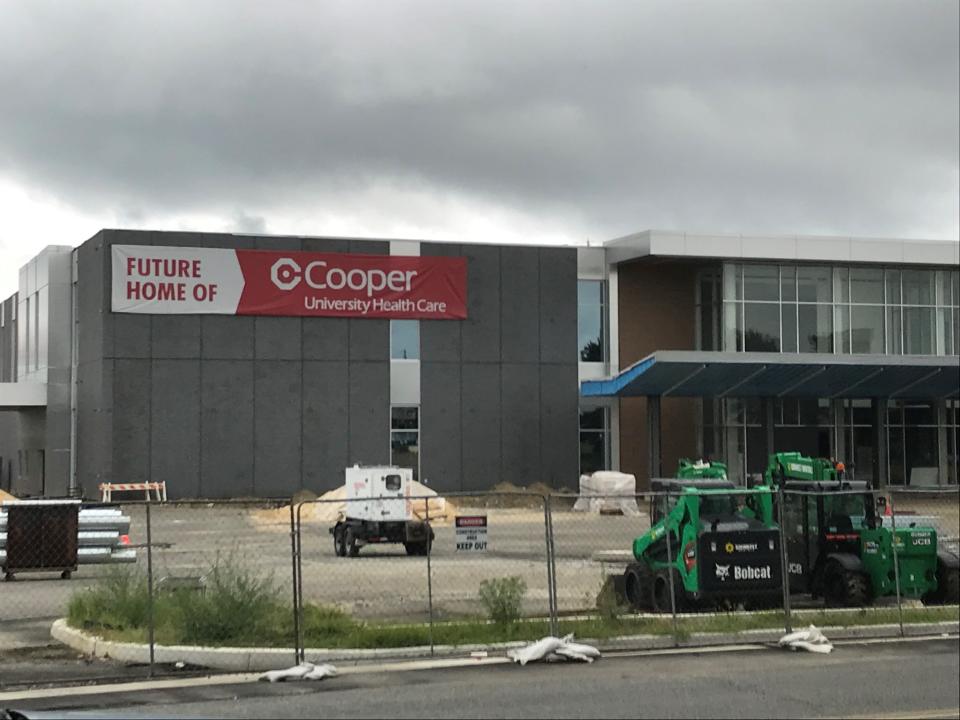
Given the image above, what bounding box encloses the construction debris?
[778,625,833,654]
[507,634,602,665]
[259,662,338,682]
[0,489,16,505]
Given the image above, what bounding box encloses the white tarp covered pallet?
[572,471,641,516]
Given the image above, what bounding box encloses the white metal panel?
[576,247,606,278]
[0,382,47,407]
[797,236,851,262]
[682,234,742,258]
[741,235,796,260]
[578,362,608,381]
[389,240,420,257]
[849,238,904,263]
[390,360,420,405]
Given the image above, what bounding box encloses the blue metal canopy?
[581,351,960,400]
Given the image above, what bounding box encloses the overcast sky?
[1,0,957,297]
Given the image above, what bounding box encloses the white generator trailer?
[330,466,434,557]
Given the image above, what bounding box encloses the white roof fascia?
[604,231,959,267]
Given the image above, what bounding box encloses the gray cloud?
[0,0,956,241]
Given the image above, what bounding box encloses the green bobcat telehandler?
[623,474,783,612]
[758,452,958,607]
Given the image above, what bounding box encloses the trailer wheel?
[333,525,347,557]
[60,570,72,580]
[822,560,869,607]
[345,527,360,557]
[3,572,14,582]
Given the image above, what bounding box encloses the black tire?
[60,570,72,580]
[624,565,650,611]
[3,572,14,582]
[923,561,959,606]
[822,560,870,607]
[345,527,359,557]
[404,542,421,556]
[942,568,960,605]
[333,525,347,557]
[650,569,681,614]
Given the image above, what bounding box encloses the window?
[579,407,609,475]
[577,280,605,362]
[390,320,419,360]
[390,406,419,480]
[384,474,402,491]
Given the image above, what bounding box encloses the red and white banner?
[111,245,468,319]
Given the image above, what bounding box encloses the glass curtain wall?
[578,280,605,362]
[722,263,958,356]
[579,407,610,475]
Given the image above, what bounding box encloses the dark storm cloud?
[0,0,957,239]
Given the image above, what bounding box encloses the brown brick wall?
[617,260,699,488]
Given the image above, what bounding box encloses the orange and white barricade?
[99,481,167,503]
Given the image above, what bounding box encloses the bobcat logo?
[715,564,731,581]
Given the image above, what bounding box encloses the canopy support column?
[871,398,889,488]
[647,395,662,480]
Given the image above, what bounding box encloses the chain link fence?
[1,486,957,686]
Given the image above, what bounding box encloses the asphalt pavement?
[5,637,958,719]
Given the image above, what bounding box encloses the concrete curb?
[51,619,960,672]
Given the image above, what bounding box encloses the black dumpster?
[2,500,80,580]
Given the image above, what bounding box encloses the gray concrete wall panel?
[111,359,151,483]
[302,361,349,492]
[200,360,255,498]
[255,317,302,360]
[77,233,106,365]
[420,362,461,492]
[303,317,348,360]
[151,360,201,498]
[202,316,254,359]
[254,360,302,497]
[419,243,463,362]
[348,362,389,467]
[76,358,113,493]
[461,245,500,363]
[461,363,501,490]
[501,247,540,363]
[539,249,577,363]
[539,363,579,489]
[500,363,540,486]
[349,319,389,362]
[151,316,202,359]
[113,315,152,358]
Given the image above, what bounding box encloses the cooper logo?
[270,257,418,296]
[715,564,731,581]
[271,258,302,291]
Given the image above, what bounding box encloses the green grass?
[67,565,959,650]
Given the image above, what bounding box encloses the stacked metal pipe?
[0,504,137,565]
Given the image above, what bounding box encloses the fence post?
[289,501,301,664]
[664,515,679,648]
[145,502,156,677]
[543,495,559,637]
[888,492,905,638]
[425,498,435,657]
[776,482,793,634]
[296,503,306,662]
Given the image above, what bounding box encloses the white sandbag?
[572,472,641,516]
[507,636,565,666]
[259,662,339,682]
[778,625,833,654]
[508,634,601,665]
